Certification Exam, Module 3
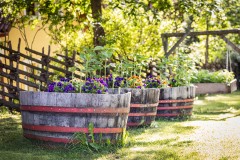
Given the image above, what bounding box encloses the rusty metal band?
[159,99,194,103]
[130,103,159,108]
[156,112,192,117]
[24,133,71,143]
[127,121,152,127]
[22,124,123,133]
[24,133,118,144]
[20,105,129,114]
[157,105,193,110]
[128,112,156,116]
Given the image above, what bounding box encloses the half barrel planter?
[19,91,131,144]
[156,86,195,119]
[110,88,160,127]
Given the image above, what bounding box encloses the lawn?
[1,92,240,160]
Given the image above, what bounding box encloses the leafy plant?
[79,46,114,79]
[68,122,128,153]
[158,52,198,87]
[191,69,235,84]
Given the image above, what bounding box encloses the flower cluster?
[81,78,108,94]
[48,78,76,93]
[127,75,143,89]
[144,75,177,88]
[106,74,126,88]
[144,75,161,88]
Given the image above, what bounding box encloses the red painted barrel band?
[156,112,192,117]
[130,103,159,108]
[159,99,194,103]
[22,124,123,133]
[24,133,71,143]
[127,121,152,126]
[20,106,129,114]
[24,133,118,144]
[128,112,156,116]
[157,106,193,110]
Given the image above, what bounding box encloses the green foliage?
[2,0,240,77]
[68,122,128,154]
[158,52,198,87]
[78,46,114,78]
[191,69,235,83]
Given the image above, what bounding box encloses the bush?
[191,69,235,83]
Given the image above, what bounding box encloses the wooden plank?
[162,29,240,38]
[0,63,45,82]
[0,71,46,90]
[0,99,19,108]
[0,81,24,91]
[0,52,54,74]
[161,35,168,54]
[0,90,18,99]
[0,45,43,64]
[25,47,66,66]
[165,29,191,57]
[219,35,240,54]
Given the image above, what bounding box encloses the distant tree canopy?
[1,0,239,63]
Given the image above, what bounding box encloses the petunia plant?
[81,78,108,94]
[48,78,76,93]
[144,75,161,88]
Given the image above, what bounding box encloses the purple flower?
[47,78,75,93]
[57,82,63,87]
[60,78,70,82]
[172,79,177,83]
[144,75,161,88]
[48,84,55,92]
[97,89,102,94]
[81,77,108,94]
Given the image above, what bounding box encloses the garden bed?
[194,79,237,95]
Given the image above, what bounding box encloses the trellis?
[161,29,240,57]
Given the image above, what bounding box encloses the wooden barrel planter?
[110,88,160,127]
[156,86,195,119]
[19,91,131,144]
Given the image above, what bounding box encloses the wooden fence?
[0,38,83,111]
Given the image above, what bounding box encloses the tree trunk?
[91,0,105,47]
[205,18,209,66]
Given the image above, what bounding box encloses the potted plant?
[19,47,131,144]
[191,69,237,95]
[108,54,160,127]
[156,53,196,119]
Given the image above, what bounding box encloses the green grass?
[193,91,240,120]
[1,91,240,160]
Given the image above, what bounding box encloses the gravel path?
[180,116,240,160]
